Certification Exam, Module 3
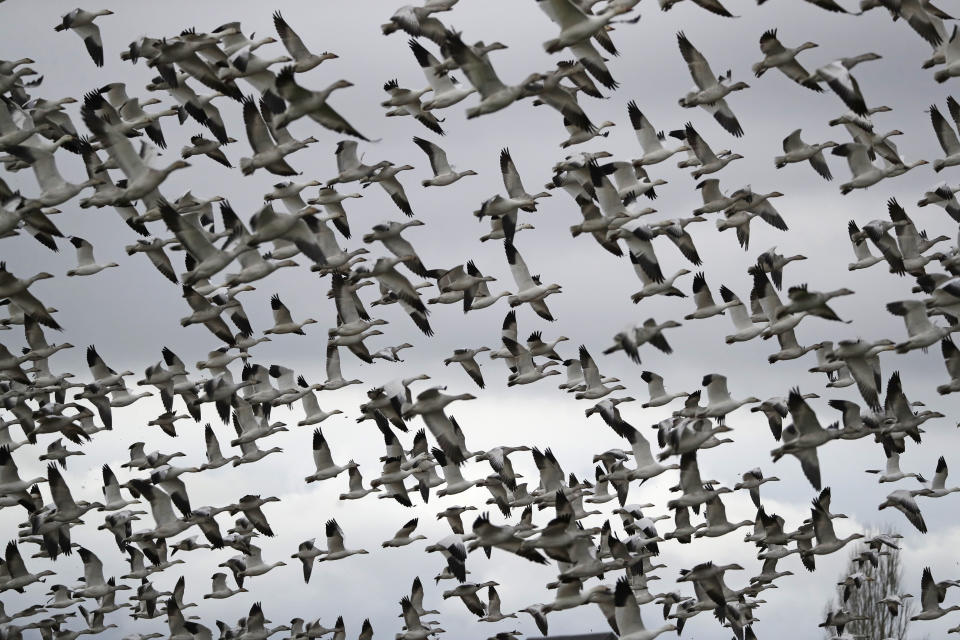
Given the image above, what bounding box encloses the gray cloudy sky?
[2,0,960,638]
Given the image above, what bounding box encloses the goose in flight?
[659,0,735,16]
[887,299,960,353]
[273,12,338,72]
[774,129,836,180]
[54,8,114,67]
[444,32,543,119]
[306,428,358,483]
[240,95,317,176]
[180,133,237,168]
[832,142,927,194]
[752,29,821,91]
[444,347,491,389]
[536,0,636,54]
[614,576,678,640]
[911,567,960,619]
[808,58,877,116]
[677,32,748,137]
[382,517,428,547]
[917,181,960,223]
[504,241,561,321]
[685,271,737,320]
[682,123,743,178]
[204,572,247,599]
[408,40,476,110]
[382,79,445,135]
[319,518,370,561]
[933,26,960,84]
[381,0,458,44]
[930,102,960,172]
[627,101,689,166]
[265,294,317,335]
[413,137,477,187]
[66,236,118,277]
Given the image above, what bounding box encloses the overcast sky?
[2,0,960,638]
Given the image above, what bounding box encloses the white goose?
[318,518,369,561]
[627,101,689,166]
[305,428,357,483]
[930,103,960,172]
[54,8,114,66]
[775,129,836,180]
[444,32,542,118]
[640,371,688,408]
[413,137,477,186]
[66,236,118,277]
[677,32,748,137]
[273,12,338,72]
[409,40,476,110]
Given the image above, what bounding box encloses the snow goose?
[918,181,960,222]
[574,346,625,400]
[504,241,561,321]
[659,0,735,15]
[809,58,878,116]
[7,140,102,209]
[775,129,836,179]
[866,438,926,483]
[604,318,681,363]
[614,576,677,640]
[180,133,237,167]
[53,8,113,66]
[360,162,416,216]
[887,299,960,352]
[1,542,55,591]
[683,123,743,177]
[321,344,362,390]
[640,371,689,408]
[911,567,960,619]
[413,137,477,187]
[204,572,247,600]
[409,40,476,110]
[478,585,518,622]
[383,518,428,547]
[699,374,759,420]
[65,236,118,277]
[694,494,753,538]
[273,12,338,72]
[382,0,457,43]
[930,102,960,171]
[239,95,317,175]
[685,271,736,319]
[288,539,324,584]
[398,601,444,640]
[757,247,807,290]
[264,294,316,336]
[920,456,960,497]
[305,428,357,483]
[339,465,379,501]
[537,0,635,54]
[693,178,746,214]
[444,32,542,118]
[934,26,960,83]
[83,109,190,201]
[318,518,369,562]
[720,286,764,343]
[444,347,490,388]
[879,489,929,533]
[630,263,690,303]
[752,30,821,90]
[937,337,960,394]
[677,33,748,137]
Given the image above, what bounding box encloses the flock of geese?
[1,0,960,638]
